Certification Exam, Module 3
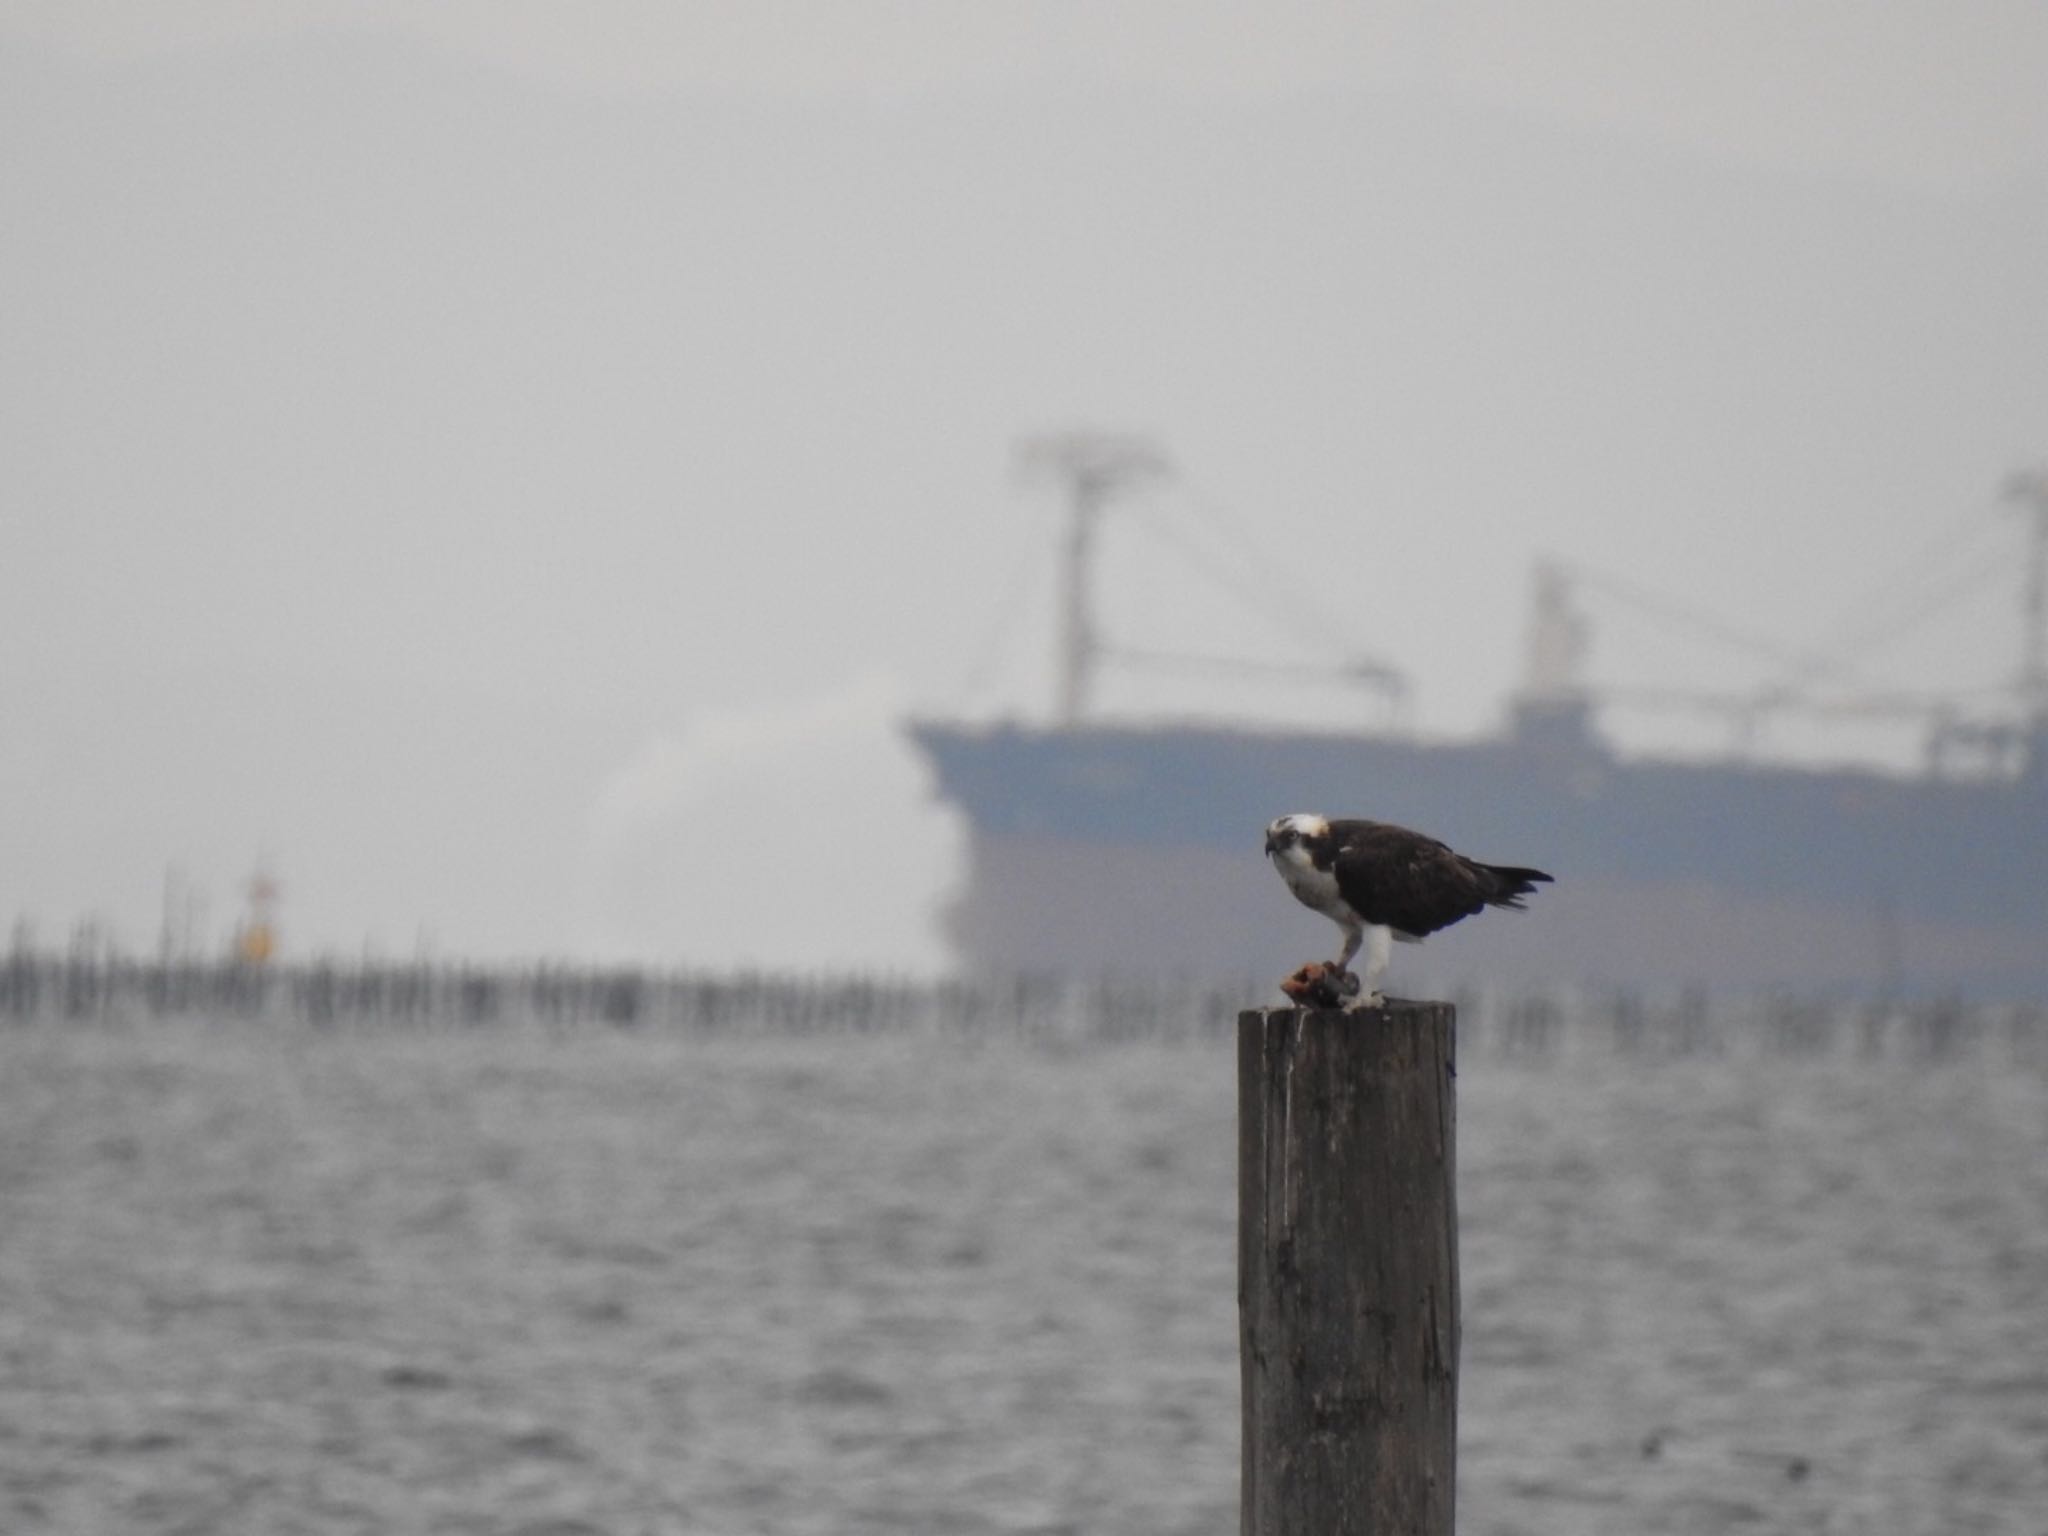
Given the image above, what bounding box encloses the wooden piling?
[1239,1002,1459,1536]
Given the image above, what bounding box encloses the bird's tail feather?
[1480,863,1553,909]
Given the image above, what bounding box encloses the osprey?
[1264,813,1552,1004]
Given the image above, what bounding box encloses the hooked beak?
[1263,829,1279,855]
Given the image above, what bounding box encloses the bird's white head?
[1263,813,1329,860]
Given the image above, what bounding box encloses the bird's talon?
[1278,962,1373,1010]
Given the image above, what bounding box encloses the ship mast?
[1018,432,1165,725]
[2008,466,2048,748]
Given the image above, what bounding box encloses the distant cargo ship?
[909,440,2048,997]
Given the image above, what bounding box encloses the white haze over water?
[575,678,963,973]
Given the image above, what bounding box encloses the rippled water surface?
[2,1013,2044,1534]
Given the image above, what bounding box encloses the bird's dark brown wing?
[1326,819,1506,938]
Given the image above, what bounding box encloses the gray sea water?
[2,1010,2044,1535]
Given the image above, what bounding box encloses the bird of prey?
[1264,813,1552,1005]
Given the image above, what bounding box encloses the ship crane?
[1019,431,1409,728]
[1525,474,2045,779]
[1018,431,1167,725]
[1590,682,2027,777]
[2006,465,2048,747]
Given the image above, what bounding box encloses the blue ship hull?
[909,711,2048,998]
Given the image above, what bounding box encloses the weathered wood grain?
[1239,1002,1459,1536]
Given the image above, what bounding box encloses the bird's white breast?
[1270,844,1352,922]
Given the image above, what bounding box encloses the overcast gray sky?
[5,2,2046,968]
